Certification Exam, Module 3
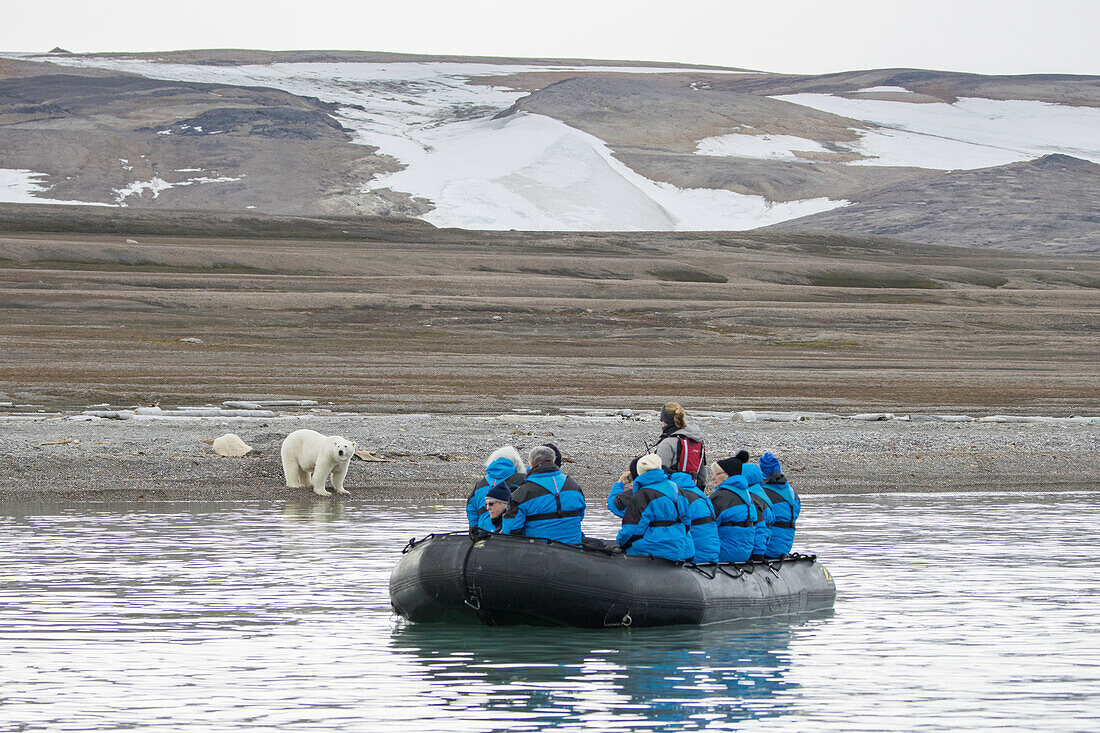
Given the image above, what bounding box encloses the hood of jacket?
[668,471,697,489]
[715,473,749,494]
[670,471,707,500]
[634,466,677,496]
[659,423,705,442]
[741,463,764,486]
[484,456,520,484]
[764,471,787,485]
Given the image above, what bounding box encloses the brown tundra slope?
[1,204,1097,416]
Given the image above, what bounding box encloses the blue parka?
[607,475,696,560]
[669,471,719,563]
[741,463,773,557]
[709,474,762,562]
[466,457,525,528]
[503,463,586,545]
[762,471,800,557]
[614,469,693,562]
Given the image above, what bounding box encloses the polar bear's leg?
[281,444,303,488]
[332,461,351,496]
[311,463,332,496]
[297,466,312,489]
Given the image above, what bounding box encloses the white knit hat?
[636,453,663,476]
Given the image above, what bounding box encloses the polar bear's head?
[330,436,356,462]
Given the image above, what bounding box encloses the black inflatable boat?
[389,532,836,627]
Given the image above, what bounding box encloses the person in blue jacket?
[738,451,774,561]
[476,483,512,534]
[759,452,801,557]
[708,456,762,562]
[466,445,526,531]
[610,454,693,562]
[503,444,586,545]
[668,470,719,563]
[606,455,643,517]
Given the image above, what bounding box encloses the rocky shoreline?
[1,412,1096,502]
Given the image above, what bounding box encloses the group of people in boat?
[465,403,801,563]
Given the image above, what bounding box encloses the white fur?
[485,445,525,474]
[280,429,356,497]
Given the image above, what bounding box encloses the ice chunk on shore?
[82,410,136,419]
[134,406,275,418]
[213,433,253,457]
[979,415,1099,424]
[223,399,318,408]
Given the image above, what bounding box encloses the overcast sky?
[6,0,1099,76]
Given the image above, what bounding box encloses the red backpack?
[677,437,705,475]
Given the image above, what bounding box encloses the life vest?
[616,473,693,561]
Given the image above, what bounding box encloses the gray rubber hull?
[389,533,836,628]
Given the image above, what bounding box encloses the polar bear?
[280,429,356,497]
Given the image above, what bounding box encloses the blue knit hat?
[486,484,511,504]
[760,452,782,477]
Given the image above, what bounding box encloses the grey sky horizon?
[6,0,1099,76]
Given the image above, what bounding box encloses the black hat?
[660,406,675,427]
[486,484,511,503]
[541,442,562,467]
[629,455,642,481]
[716,457,744,476]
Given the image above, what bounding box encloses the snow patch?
[854,86,913,94]
[113,176,174,202]
[0,168,112,206]
[113,174,243,204]
[846,127,1031,169]
[773,94,1100,169]
[696,133,830,161]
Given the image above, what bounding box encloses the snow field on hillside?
[697,96,1100,170]
[378,111,845,230]
[33,57,844,230]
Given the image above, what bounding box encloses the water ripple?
[1,492,1098,731]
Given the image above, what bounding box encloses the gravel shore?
[1,412,1096,502]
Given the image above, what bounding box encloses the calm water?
[2,492,1098,732]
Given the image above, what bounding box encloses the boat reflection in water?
[389,612,831,728]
